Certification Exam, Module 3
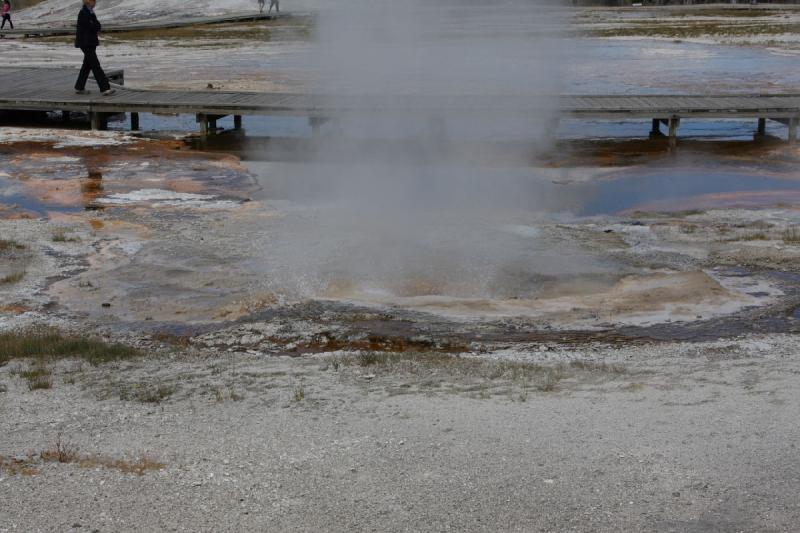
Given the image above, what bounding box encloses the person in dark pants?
[74,0,114,96]
[1,0,13,30]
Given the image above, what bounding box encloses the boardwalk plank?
[4,68,800,125]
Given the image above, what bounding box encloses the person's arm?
[90,12,101,33]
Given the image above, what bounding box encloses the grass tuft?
[40,434,79,463]
[357,351,387,367]
[51,229,80,243]
[569,360,626,374]
[739,232,770,241]
[0,239,25,252]
[0,455,38,476]
[0,271,25,285]
[536,368,561,392]
[0,327,139,366]
[37,435,164,475]
[213,385,244,402]
[126,383,176,404]
[783,227,800,244]
[292,385,305,402]
[21,361,53,391]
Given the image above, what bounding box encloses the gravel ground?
[2,334,800,532]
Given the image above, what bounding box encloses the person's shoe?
[75,89,90,95]
[102,88,116,96]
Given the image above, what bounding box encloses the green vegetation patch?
[0,271,25,285]
[0,327,140,366]
[0,240,25,252]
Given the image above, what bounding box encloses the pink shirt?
[1,4,10,15]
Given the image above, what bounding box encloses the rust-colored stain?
[0,137,257,216]
[280,333,470,356]
[0,303,30,314]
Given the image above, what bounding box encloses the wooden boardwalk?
[0,12,277,38]
[1,68,799,145]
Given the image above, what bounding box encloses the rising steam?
[261,0,587,303]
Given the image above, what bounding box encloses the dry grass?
[122,383,177,404]
[39,434,79,463]
[0,239,25,252]
[20,361,53,391]
[739,232,770,241]
[34,435,165,476]
[0,327,139,366]
[213,385,244,402]
[330,351,627,395]
[292,385,306,403]
[51,229,79,243]
[783,227,800,244]
[151,331,192,347]
[0,271,25,285]
[568,360,627,374]
[536,368,562,392]
[0,455,39,476]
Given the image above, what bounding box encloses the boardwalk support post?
[309,117,328,136]
[196,113,224,136]
[234,115,242,129]
[89,112,107,131]
[649,118,663,138]
[790,118,798,143]
[756,118,766,137]
[197,114,209,136]
[130,112,139,131]
[668,116,679,151]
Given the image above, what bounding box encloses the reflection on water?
[0,141,256,218]
[245,160,800,217]
[81,167,106,209]
[579,169,800,215]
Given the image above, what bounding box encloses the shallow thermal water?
[245,161,800,217]
[3,11,800,328]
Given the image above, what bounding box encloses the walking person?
[74,0,115,96]
[1,0,13,30]
[258,0,265,13]
[268,0,279,14]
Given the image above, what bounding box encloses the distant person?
[74,0,114,96]
[258,0,265,13]
[268,0,279,14]
[1,0,13,30]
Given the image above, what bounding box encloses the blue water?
[578,169,800,215]
[0,175,84,216]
